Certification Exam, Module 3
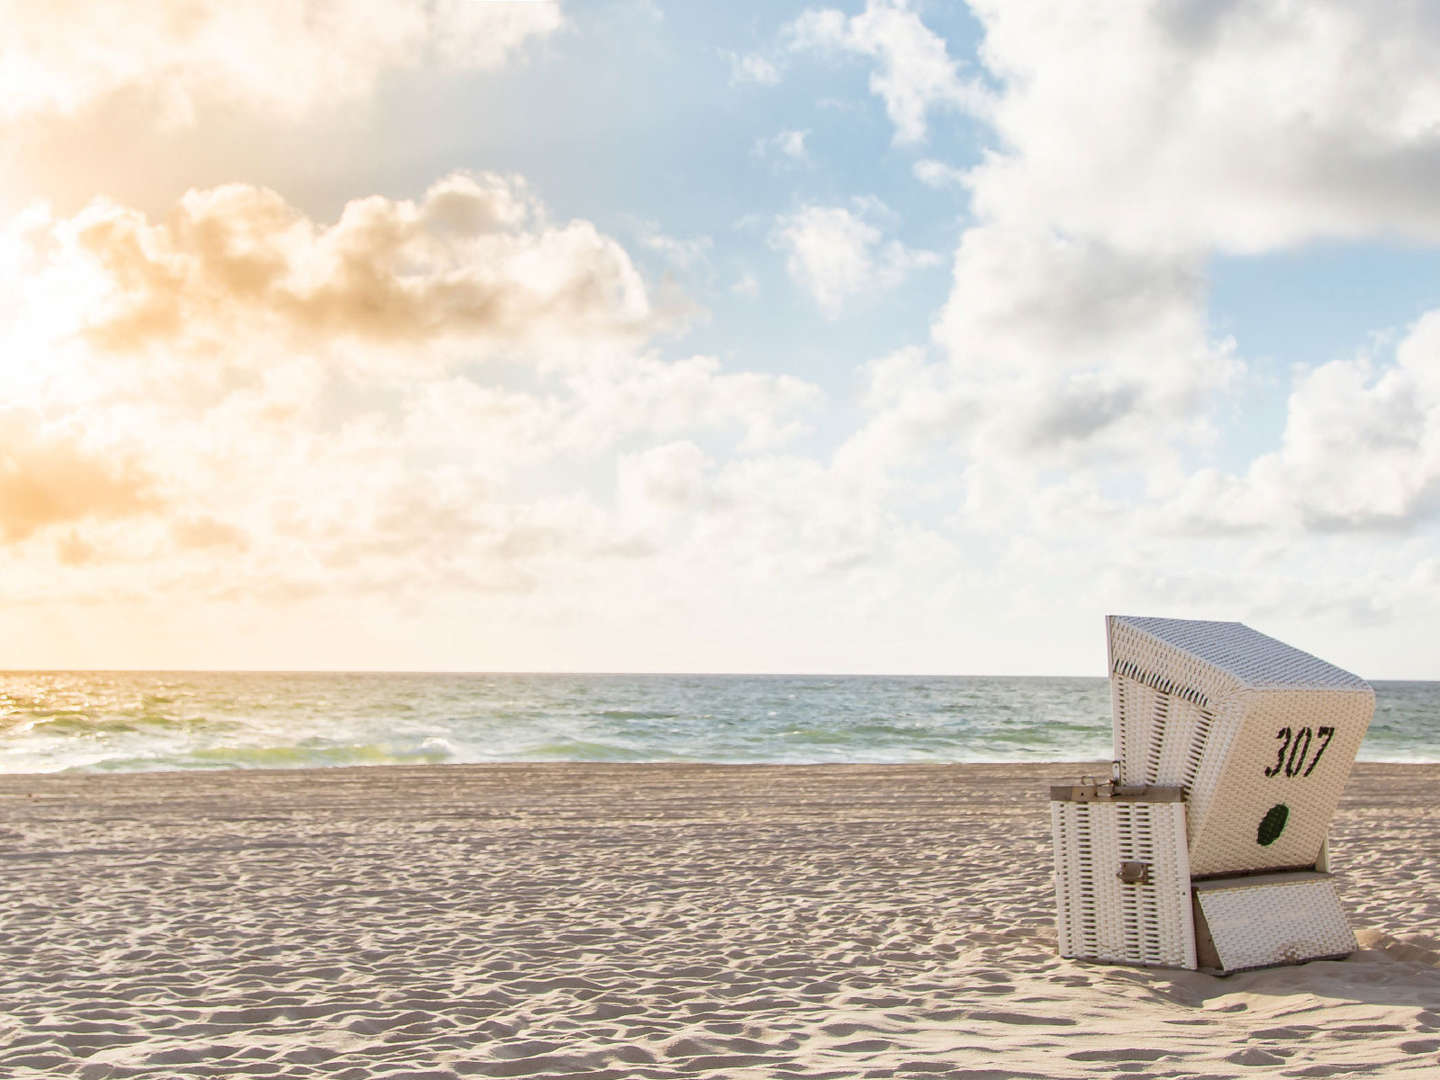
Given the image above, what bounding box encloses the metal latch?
[1117,861,1151,885]
[1070,775,1114,800]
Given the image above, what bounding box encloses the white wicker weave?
[1107,616,1374,878]
[1051,792,1195,968]
[1194,873,1355,972]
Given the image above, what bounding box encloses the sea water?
[1,671,1436,774]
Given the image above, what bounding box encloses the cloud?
[614,443,907,586]
[172,515,249,551]
[882,0,1440,519]
[55,530,97,566]
[0,411,159,542]
[403,353,820,460]
[966,0,1440,253]
[564,354,821,454]
[8,7,1440,674]
[912,158,966,189]
[1,173,821,619]
[835,221,1236,499]
[723,49,781,86]
[787,0,990,144]
[770,201,939,315]
[0,0,564,125]
[617,441,713,532]
[838,0,1440,481]
[749,0,1440,677]
[1159,312,1440,534]
[39,173,663,362]
[752,129,811,167]
[935,224,1232,424]
[632,219,713,268]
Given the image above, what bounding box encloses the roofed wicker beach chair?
[1049,616,1374,973]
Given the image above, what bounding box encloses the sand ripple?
[1,762,1437,1078]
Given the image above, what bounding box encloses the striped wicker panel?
[1111,672,1220,791]
[1051,797,1195,969]
[1108,619,1244,792]
[1194,873,1355,972]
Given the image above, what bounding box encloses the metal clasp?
[1117,861,1151,885]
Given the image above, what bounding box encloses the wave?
[74,741,454,773]
[2,671,1433,774]
[512,738,690,762]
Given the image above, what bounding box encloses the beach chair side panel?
[1108,619,1244,793]
[1051,798,1196,969]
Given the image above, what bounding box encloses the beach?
[1,762,1437,1079]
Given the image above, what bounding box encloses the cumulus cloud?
[723,49,781,86]
[752,129,811,167]
[835,222,1237,504]
[55,530,97,566]
[0,174,822,628]
[770,2,1247,529]
[888,0,1440,508]
[9,5,1440,672]
[770,201,939,315]
[403,353,820,460]
[615,444,903,586]
[172,515,249,551]
[564,354,821,453]
[0,411,159,542]
[935,224,1235,449]
[967,0,1440,253]
[912,158,966,189]
[828,0,1440,485]
[1159,312,1440,534]
[787,0,990,144]
[617,441,713,532]
[34,173,661,362]
[0,0,564,125]
[761,0,1440,667]
[632,219,713,268]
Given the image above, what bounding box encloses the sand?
[0,761,1437,1079]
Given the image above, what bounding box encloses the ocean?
[1,671,1436,774]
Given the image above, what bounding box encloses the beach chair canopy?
[1106,616,1374,877]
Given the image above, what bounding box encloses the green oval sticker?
[1257,803,1289,846]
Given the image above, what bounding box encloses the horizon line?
[1,667,1435,682]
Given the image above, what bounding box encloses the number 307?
[1264,725,1335,778]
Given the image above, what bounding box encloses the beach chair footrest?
[1192,871,1355,973]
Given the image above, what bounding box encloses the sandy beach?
[1,761,1437,1079]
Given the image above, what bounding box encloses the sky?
[3,0,1440,678]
